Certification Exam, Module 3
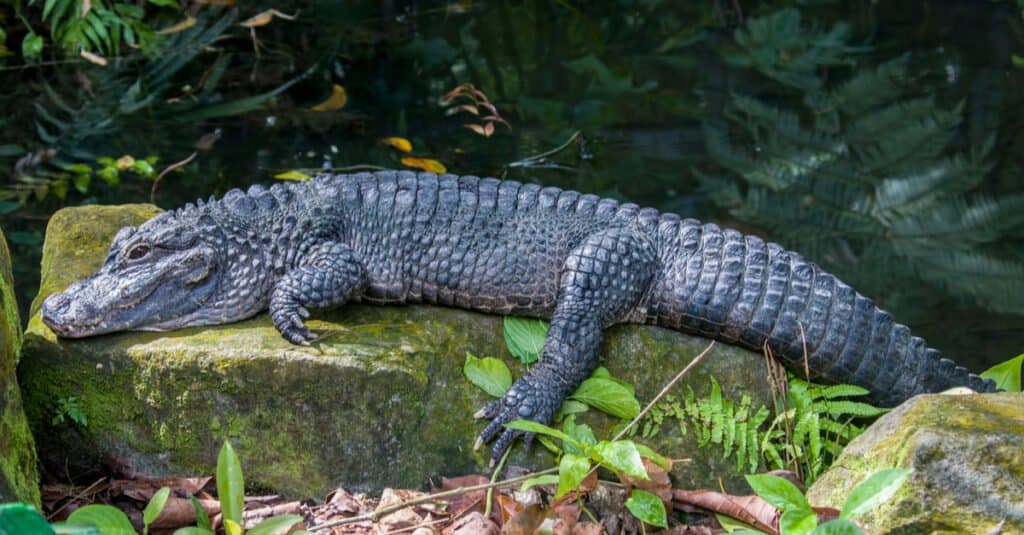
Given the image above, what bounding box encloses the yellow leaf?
[311,84,347,112]
[240,9,298,28]
[401,157,447,174]
[79,50,107,66]
[157,15,197,35]
[116,155,135,170]
[224,519,243,535]
[380,137,413,153]
[274,170,312,181]
[465,124,486,136]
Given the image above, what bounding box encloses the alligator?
[41,171,997,458]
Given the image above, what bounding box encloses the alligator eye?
[127,245,150,260]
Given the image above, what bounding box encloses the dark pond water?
[2,1,1022,369]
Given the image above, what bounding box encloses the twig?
[485,444,514,519]
[310,468,557,531]
[505,130,583,169]
[46,477,107,520]
[151,151,197,204]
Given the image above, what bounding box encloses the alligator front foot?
[474,372,565,462]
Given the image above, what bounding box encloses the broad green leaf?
[745,474,811,512]
[840,468,911,520]
[810,519,863,535]
[463,353,512,397]
[22,33,44,61]
[625,489,668,528]
[553,400,589,421]
[503,316,547,364]
[634,442,671,471]
[217,441,245,526]
[171,528,215,535]
[715,512,763,533]
[143,487,171,534]
[147,0,180,7]
[224,519,243,535]
[0,503,58,535]
[780,508,817,533]
[247,514,304,535]
[593,440,647,479]
[561,415,597,456]
[189,495,211,531]
[980,353,1023,392]
[519,474,560,491]
[66,505,136,535]
[555,453,591,498]
[504,419,573,443]
[569,377,641,419]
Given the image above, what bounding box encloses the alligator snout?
[41,291,99,337]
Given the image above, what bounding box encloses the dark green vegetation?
[2,1,1022,370]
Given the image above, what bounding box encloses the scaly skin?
[42,171,998,459]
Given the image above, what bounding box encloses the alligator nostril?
[43,292,71,313]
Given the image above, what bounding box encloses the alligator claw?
[475,374,560,462]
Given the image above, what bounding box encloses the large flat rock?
[20,204,775,498]
[0,227,39,506]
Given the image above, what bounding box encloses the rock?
[807,392,1024,534]
[20,204,775,498]
[0,227,40,506]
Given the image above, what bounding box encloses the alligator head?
[41,211,225,337]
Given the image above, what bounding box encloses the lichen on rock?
[807,392,1024,534]
[21,204,776,498]
[0,227,40,506]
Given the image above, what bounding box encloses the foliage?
[639,376,884,485]
[29,0,176,56]
[981,352,1024,392]
[52,395,87,427]
[511,416,671,528]
[731,468,911,535]
[701,19,1024,317]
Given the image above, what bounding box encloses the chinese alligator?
[41,171,997,458]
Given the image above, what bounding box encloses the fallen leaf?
[311,84,347,111]
[465,124,487,136]
[157,16,197,35]
[401,157,447,174]
[80,50,107,66]
[444,511,499,535]
[274,170,312,181]
[380,136,413,153]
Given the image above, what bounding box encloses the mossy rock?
[20,204,776,498]
[807,392,1024,534]
[0,226,40,506]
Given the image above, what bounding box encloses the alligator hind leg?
[270,242,368,344]
[476,228,658,460]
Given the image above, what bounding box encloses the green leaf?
[980,353,1023,392]
[593,440,647,479]
[810,519,864,535]
[143,487,171,534]
[217,441,245,526]
[274,170,312,181]
[503,316,547,364]
[504,419,573,443]
[66,505,136,535]
[714,512,763,533]
[634,442,671,471]
[0,144,25,156]
[147,0,180,7]
[189,495,211,531]
[625,489,668,528]
[463,353,512,397]
[569,377,641,419]
[555,453,592,498]
[561,415,597,456]
[171,528,215,535]
[247,515,304,535]
[132,159,155,178]
[745,474,811,512]
[22,33,44,61]
[224,519,243,535]
[840,468,912,520]
[780,508,818,533]
[0,503,58,535]
[553,399,589,421]
[519,474,560,491]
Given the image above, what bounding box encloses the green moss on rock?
[807,393,1024,534]
[21,204,777,498]
[0,227,40,506]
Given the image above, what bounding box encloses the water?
[2,0,1022,369]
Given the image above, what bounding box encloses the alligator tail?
[666,221,998,407]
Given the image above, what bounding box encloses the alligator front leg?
[476,229,658,460]
[270,242,368,344]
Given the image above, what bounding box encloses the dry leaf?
[80,50,107,66]
[380,136,413,153]
[274,170,312,181]
[115,155,135,170]
[240,9,298,28]
[465,124,487,136]
[311,84,348,111]
[484,122,494,137]
[158,16,198,35]
[401,157,447,174]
